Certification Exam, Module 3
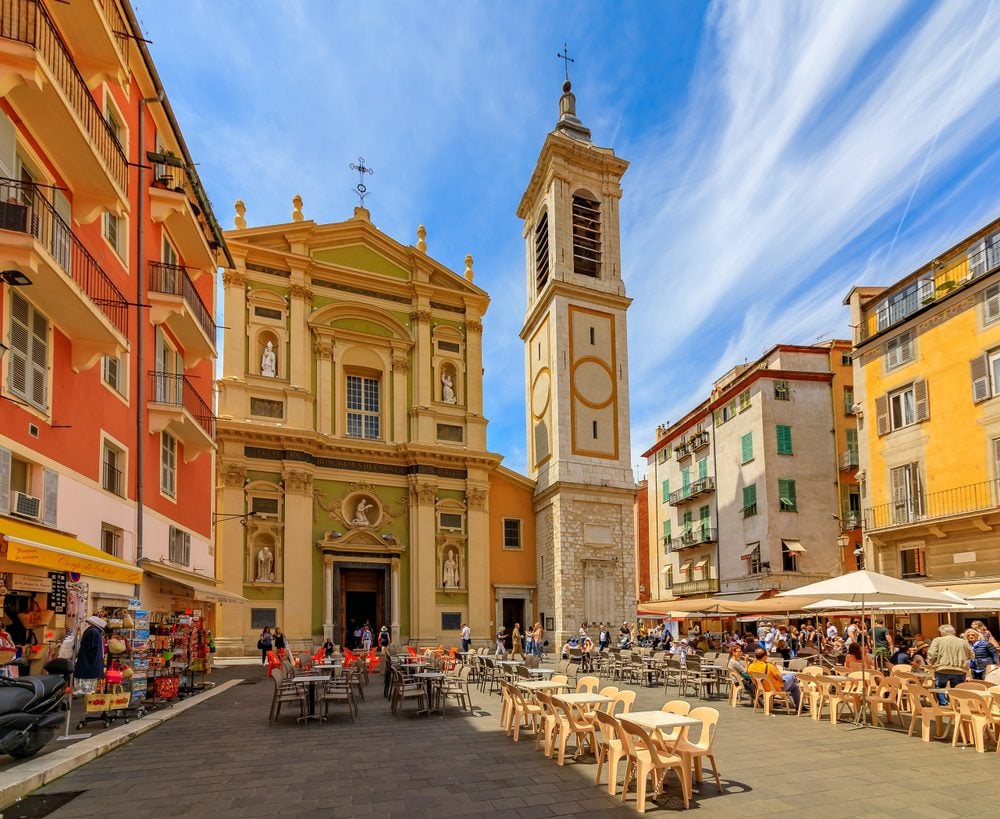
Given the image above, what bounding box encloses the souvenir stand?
[77,605,141,729]
[147,611,213,699]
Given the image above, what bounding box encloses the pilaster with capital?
[288,277,311,391]
[322,553,335,641]
[465,313,485,448]
[410,304,433,434]
[282,466,315,642]
[465,477,490,643]
[314,335,334,434]
[222,268,247,379]
[215,460,248,642]
[391,348,408,442]
[408,475,437,641]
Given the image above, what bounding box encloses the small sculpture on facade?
[442,549,459,587]
[353,498,373,526]
[256,546,274,582]
[234,199,247,229]
[261,340,276,377]
[441,372,457,404]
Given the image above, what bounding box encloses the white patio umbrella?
[802,590,971,612]
[779,571,958,726]
[967,587,1000,602]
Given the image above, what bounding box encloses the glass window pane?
[347,412,362,437]
[364,378,379,412]
[347,376,362,410]
[364,414,380,440]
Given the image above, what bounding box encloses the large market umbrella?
[637,597,745,616]
[802,590,971,612]
[779,570,957,726]
[967,587,1000,602]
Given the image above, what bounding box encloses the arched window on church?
[572,192,601,277]
[534,208,550,291]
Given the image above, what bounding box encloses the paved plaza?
[10,662,1000,818]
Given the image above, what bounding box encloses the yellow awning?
[140,560,247,605]
[0,517,142,584]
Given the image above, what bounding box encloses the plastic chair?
[265,650,282,677]
[508,684,542,742]
[618,717,690,812]
[576,675,599,694]
[673,706,722,794]
[749,671,793,717]
[904,682,952,742]
[593,709,627,796]
[610,689,635,716]
[552,696,598,766]
[534,691,561,757]
[949,690,998,752]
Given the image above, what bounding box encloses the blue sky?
[134,0,1000,476]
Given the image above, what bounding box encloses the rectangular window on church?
[503,518,522,550]
[346,374,380,439]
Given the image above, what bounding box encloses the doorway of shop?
[502,598,524,651]
[340,569,384,650]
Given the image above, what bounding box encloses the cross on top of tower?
[557,42,574,86]
[350,157,374,207]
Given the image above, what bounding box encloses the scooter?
[0,658,73,759]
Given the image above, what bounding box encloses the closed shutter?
[0,113,15,178]
[8,291,30,398]
[913,378,929,422]
[0,446,10,514]
[681,468,690,493]
[29,307,47,408]
[741,433,753,462]
[742,483,756,510]
[662,520,670,542]
[985,284,1000,324]
[51,189,71,271]
[875,394,889,436]
[776,425,792,454]
[661,480,669,502]
[697,458,707,480]
[42,467,57,526]
[682,509,693,534]
[971,354,990,403]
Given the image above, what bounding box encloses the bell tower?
[518,72,636,644]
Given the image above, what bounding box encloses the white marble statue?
[443,549,458,587]
[353,498,372,526]
[256,546,274,582]
[261,341,276,377]
[441,372,456,404]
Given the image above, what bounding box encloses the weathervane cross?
[350,156,374,207]
[557,43,574,82]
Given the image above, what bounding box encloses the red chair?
[313,647,325,663]
[366,649,380,673]
[343,647,359,665]
[406,645,418,657]
[265,650,281,677]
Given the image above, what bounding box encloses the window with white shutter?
[6,291,48,411]
[875,394,890,436]
[971,353,991,403]
[985,283,1000,325]
[885,331,914,370]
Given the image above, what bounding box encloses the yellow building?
[847,216,1000,617]
[213,199,535,653]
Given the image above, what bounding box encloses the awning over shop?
[782,540,806,553]
[0,517,141,584]
[139,560,247,605]
[740,543,760,560]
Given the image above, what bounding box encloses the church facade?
[213,201,536,652]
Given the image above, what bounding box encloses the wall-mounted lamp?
[1,270,32,287]
[211,511,259,527]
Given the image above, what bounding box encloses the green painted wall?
[313,245,409,280]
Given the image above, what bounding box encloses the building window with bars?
[346,374,380,439]
[102,441,124,496]
[503,518,522,549]
[571,192,601,277]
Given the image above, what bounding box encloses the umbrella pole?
[851,595,872,729]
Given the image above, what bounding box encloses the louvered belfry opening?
[535,209,550,291]
[572,193,601,277]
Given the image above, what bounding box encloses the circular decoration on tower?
[531,368,551,418]
[572,357,614,408]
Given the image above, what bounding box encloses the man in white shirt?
[763,625,777,655]
[460,623,471,653]
[826,621,838,643]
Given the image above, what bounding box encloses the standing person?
[971,620,1000,650]
[774,626,791,661]
[967,628,999,680]
[378,625,390,650]
[581,635,595,672]
[273,627,287,659]
[361,623,373,652]
[258,626,273,665]
[845,618,860,647]
[825,620,838,648]
[928,624,974,704]
[599,623,609,653]
[524,624,534,657]
[494,626,507,658]
[869,618,893,667]
[533,622,545,657]
[321,637,335,659]
[579,622,589,639]
[460,622,471,654]
[788,626,800,659]
[512,623,524,660]
[74,615,107,693]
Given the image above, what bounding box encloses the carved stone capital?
[409,309,432,325]
[222,270,247,288]
[408,476,437,505]
[392,354,409,372]
[313,338,334,361]
[219,462,247,488]
[290,283,313,301]
[466,485,488,511]
[466,319,483,335]
[283,468,313,495]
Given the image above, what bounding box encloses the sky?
[134,0,1000,477]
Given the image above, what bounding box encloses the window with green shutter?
[699,505,710,536]
[776,425,792,455]
[681,468,691,496]
[697,458,708,480]
[740,432,753,463]
[778,478,797,511]
[682,509,693,534]
[662,520,671,545]
[661,479,669,503]
[742,483,757,517]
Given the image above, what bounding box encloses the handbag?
[107,684,130,711]
[105,659,124,685]
[108,637,127,655]
[18,599,55,629]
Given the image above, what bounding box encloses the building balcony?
[46,0,128,87]
[724,570,832,594]
[668,476,715,505]
[0,178,127,371]
[0,0,128,220]
[689,431,710,451]
[839,448,859,470]
[147,371,216,462]
[147,156,216,271]
[671,577,720,596]
[856,240,1000,344]
[669,527,718,552]
[864,479,1000,532]
[147,262,216,365]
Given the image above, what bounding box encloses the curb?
[0,678,243,811]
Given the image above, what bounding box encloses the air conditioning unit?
[12,491,41,520]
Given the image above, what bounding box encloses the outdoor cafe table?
[413,671,445,716]
[553,692,612,717]
[293,673,336,723]
[518,680,570,693]
[624,710,702,734]
[527,668,555,677]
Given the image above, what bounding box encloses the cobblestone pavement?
[20,662,1000,818]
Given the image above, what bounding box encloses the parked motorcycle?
[0,658,73,759]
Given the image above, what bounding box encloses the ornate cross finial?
[350,157,374,207]
[557,43,574,82]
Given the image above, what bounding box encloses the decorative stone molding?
[408,476,438,505]
[391,354,409,372]
[222,270,247,288]
[313,338,334,361]
[283,468,313,495]
[219,462,247,488]
[409,309,432,325]
[466,486,488,511]
[466,319,483,335]
[290,283,314,301]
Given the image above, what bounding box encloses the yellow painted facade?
[847,216,1000,601]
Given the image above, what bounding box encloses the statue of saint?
[441,372,456,404]
[443,549,459,587]
[256,546,274,582]
[261,340,276,377]
[353,498,373,526]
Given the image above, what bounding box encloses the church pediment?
[313,243,410,281]
[316,529,405,556]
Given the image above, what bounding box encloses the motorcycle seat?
[0,686,37,713]
[38,675,66,701]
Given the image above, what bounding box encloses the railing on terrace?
[671,578,720,596]
[0,177,127,334]
[98,0,130,62]
[857,240,1000,343]
[148,261,216,344]
[864,479,999,530]
[0,0,128,192]
[148,371,216,440]
[669,527,718,552]
[668,476,715,505]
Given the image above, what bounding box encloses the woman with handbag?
[74,615,106,694]
[257,627,273,665]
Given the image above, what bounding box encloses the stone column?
[466,478,490,646]
[391,349,408,443]
[215,461,247,652]
[221,268,246,379]
[408,476,437,643]
[322,553,334,641]
[390,556,401,644]
[287,281,312,428]
[315,336,334,435]
[282,467,314,649]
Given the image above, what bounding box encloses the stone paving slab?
[14,663,1000,817]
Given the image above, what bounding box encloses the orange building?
[0,1,233,618]
[488,466,537,637]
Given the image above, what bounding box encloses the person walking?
[533,622,545,658]
[258,626,273,665]
[511,623,525,660]
[599,623,609,653]
[273,627,287,659]
[460,622,471,653]
[967,628,999,680]
[494,626,507,658]
[928,624,974,704]
[361,623,373,652]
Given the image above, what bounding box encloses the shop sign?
[129,598,142,610]
[8,573,52,593]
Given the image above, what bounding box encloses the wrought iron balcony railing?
[671,577,720,596]
[864,479,999,530]
[668,476,716,505]
[148,371,216,440]
[148,261,216,342]
[669,527,718,552]
[840,449,859,470]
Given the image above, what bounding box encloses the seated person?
[746,647,800,708]
[561,636,580,659]
[844,642,875,672]
[727,645,754,697]
[888,644,912,665]
[909,641,929,668]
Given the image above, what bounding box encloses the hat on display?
[85,615,107,630]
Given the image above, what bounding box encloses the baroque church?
[213,79,636,652]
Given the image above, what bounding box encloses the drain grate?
[6,791,86,818]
